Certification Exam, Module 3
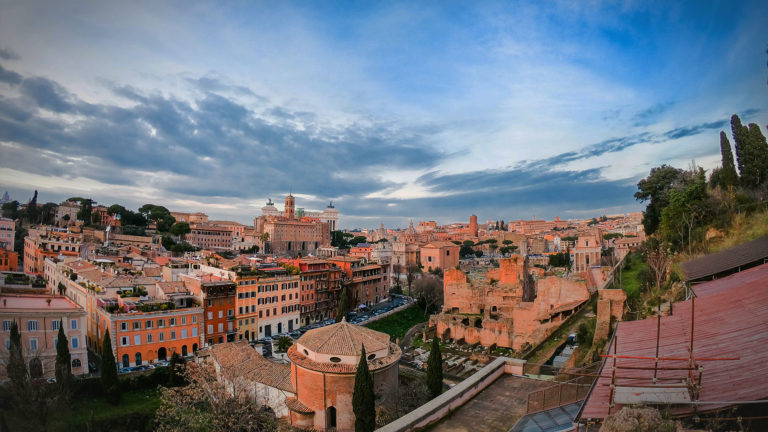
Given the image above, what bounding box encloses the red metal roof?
[579,263,768,420]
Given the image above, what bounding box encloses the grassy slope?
[365,304,430,341]
[709,209,768,252]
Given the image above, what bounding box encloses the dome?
[290,319,397,369]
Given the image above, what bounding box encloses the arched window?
[474,318,483,329]
[135,352,142,365]
[182,345,188,356]
[122,354,129,368]
[72,358,82,368]
[192,343,198,352]
[329,357,341,363]
[158,347,167,361]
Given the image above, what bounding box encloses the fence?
[525,374,594,414]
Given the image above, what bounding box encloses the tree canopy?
[634,165,685,235]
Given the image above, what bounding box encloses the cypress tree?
[426,337,444,398]
[335,286,351,323]
[55,323,72,393]
[100,330,120,404]
[719,131,739,187]
[747,123,768,187]
[6,321,27,388]
[352,345,376,432]
[731,114,755,186]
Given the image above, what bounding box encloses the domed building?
[286,319,401,431]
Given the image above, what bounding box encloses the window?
[228,309,234,317]
[120,336,129,346]
[239,307,243,314]
[133,321,141,330]
[158,319,165,328]
[147,334,153,343]
[146,320,153,329]
[2,320,12,331]
[207,312,213,320]
[192,327,198,337]
[27,321,39,331]
[159,332,165,342]
[217,323,223,332]
[182,329,187,338]
[218,310,223,318]
[171,331,176,340]
[72,358,81,368]
[52,320,61,330]
[181,316,187,325]
[169,318,177,326]
[134,334,141,345]
[70,319,77,330]
[192,315,197,323]
[120,322,128,331]
[30,339,38,351]
[72,337,79,349]
[207,325,213,334]
[4,339,9,350]
[259,311,263,318]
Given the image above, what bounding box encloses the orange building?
[93,299,204,367]
[328,257,387,307]
[290,258,343,326]
[0,249,18,271]
[234,268,300,341]
[181,275,237,346]
[348,243,373,260]
[23,227,83,275]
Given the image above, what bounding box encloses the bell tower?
[285,193,295,219]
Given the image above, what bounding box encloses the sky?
[0,0,767,229]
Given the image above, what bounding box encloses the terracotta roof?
[287,343,401,374]
[296,320,389,356]
[680,236,768,282]
[209,341,293,392]
[579,263,768,420]
[156,281,187,294]
[143,267,162,277]
[285,397,314,414]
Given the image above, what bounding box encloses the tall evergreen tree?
[426,337,444,398]
[335,286,351,323]
[100,330,120,404]
[731,114,757,187]
[352,345,376,432]
[747,123,768,187]
[55,324,72,393]
[6,321,27,388]
[719,131,739,187]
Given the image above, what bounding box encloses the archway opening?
[158,347,167,361]
[474,318,483,329]
[122,354,129,368]
[192,343,198,352]
[327,406,337,429]
[135,352,142,365]
[182,345,188,356]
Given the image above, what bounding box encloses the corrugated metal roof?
[579,263,768,420]
[680,236,768,282]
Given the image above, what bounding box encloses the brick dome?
[290,319,398,368]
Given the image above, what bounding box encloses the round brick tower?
[286,319,401,431]
[469,214,478,237]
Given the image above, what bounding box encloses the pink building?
[0,294,88,380]
[420,241,460,273]
[0,217,14,251]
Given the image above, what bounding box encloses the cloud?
[632,101,675,126]
[0,64,23,85]
[0,67,444,207]
[0,48,20,61]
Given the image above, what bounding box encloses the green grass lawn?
[365,304,430,341]
[614,252,645,300]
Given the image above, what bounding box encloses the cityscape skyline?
[1,1,767,228]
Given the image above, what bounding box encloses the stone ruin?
[430,256,590,351]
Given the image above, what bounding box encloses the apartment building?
[328,257,388,307]
[0,293,88,380]
[235,268,300,340]
[0,217,14,251]
[23,227,83,275]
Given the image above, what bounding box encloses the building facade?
[0,293,88,380]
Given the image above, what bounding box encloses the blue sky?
[0,0,766,228]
